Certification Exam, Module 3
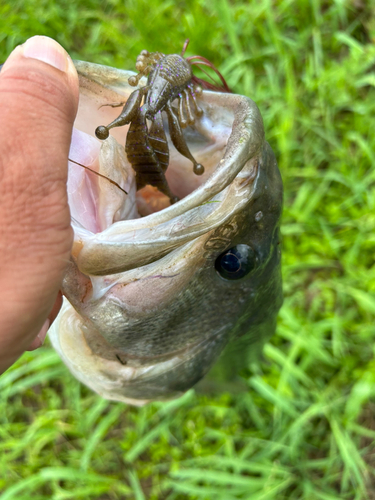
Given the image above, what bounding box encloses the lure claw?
[194,164,205,176]
[95,126,110,140]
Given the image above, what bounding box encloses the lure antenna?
[181,39,190,56]
[188,55,231,93]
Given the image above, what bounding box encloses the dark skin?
[0,36,79,373]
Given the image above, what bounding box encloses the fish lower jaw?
[49,299,198,404]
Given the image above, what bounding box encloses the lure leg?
[177,91,194,128]
[183,89,195,126]
[165,102,205,176]
[95,86,149,140]
[188,84,203,117]
[178,94,188,128]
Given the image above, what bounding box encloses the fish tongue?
[68,128,138,234]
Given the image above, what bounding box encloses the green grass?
[1,0,375,498]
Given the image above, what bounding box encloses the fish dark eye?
[215,244,256,280]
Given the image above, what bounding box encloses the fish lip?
[49,297,229,400]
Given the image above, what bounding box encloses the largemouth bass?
[46,60,283,405]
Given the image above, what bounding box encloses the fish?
[45,59,283,405]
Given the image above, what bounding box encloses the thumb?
[0,36,79,371]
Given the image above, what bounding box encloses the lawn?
[1,0,375,498]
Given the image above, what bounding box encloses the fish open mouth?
[66,61,265,277]
[67,93,233,233]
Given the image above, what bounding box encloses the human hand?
[0,36,79,373]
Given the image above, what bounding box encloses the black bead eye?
[215,244,256,280]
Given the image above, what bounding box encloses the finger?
[48,290,64,325]
[0,37,79,372]
[26,290,63,351]
[26,318,50,351]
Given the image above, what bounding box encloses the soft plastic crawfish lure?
[95,40,230,203]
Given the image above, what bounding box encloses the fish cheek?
[203,201,282,334]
